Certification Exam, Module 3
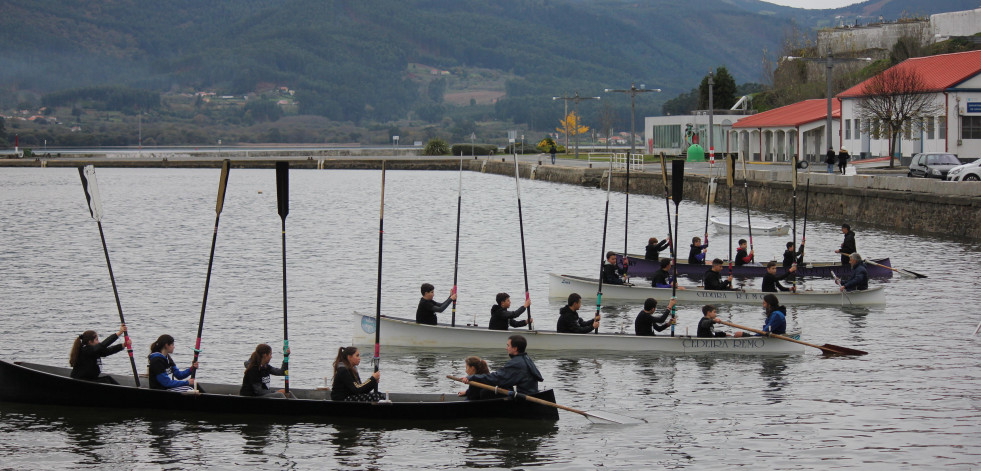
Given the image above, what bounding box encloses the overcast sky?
[764,0,863,9]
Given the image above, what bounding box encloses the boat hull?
[0,360,558,421]
[618,254,893,280]
[549,273,886,306]
[710,216,789,236]
[353,314,805,355]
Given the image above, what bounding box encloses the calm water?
[1,166,979,469]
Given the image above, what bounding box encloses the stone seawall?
[4,156,980,240]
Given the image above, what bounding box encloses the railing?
[613,153,645,171]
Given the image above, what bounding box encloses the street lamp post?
[784,55,872,158]
[553,92,600,159]
[604,83,660,266]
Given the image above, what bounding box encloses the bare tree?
[855,66,942,167]
[598,102,616,153]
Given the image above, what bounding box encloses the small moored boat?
[548,273,886,306]
[0,360,559,421]
[352,313,806,355]
[710,216,789,236]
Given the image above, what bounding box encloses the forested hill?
[0,0,974,125]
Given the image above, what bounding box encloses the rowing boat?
[352,313,806,354]
[618,255,894,279]
[0,360,559,421]
[548,273,886,306]
[710,216,789,236]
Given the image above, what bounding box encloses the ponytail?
[245,344,272,373]
[148,334,175,358]
[332,346,359,377]
[69,330,97,367]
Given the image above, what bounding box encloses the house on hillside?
[837,49,981,159]
[731,99,841,163]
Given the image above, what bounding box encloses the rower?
[762,261,796,293]
[602,251,627,285]
[488,292,531,331]
[688,236,709,265]
[703,258,735,291]
[462,335,543,394]
[732,294,787,337]
[645,236,671,261]
[838,253,869,292]
[697,305,728,338]
[734,239,754,266]
[834,224,856,265]
[634,297,676,336]
[556,293,599,333]
[415,283,456,325]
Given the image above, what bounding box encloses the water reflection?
[840,306,871,332]
[460,422,558,468]
[331,426,384,469]
[759,357,790,404]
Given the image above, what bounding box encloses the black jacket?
[489,304,528,331]
[240,360,287,396]
[556,306,594,333]
[602,262,626,285]
[840,231,856,264]
[704,269,733,290]
[469,352,543,394]
[651,268,672,288]
[762,271,793,292]
[697,317,727,337]
[331,364,376,401]
[842,263,869,291]
[634,308,672,336]
[645,240,670,261]
[416,296,453,325]
[826,149,837,165]
[70,333,123,380]
[783,245,804,268]
[735,247,752,266]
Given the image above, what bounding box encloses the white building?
[837,49,981,159]
[644,112,754,157]
[731,99,841,163]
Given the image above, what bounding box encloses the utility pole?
[553,92,600,159]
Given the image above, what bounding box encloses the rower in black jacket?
[69,324,127,384]
[839,253,869,292]
[703,258,734,290]
[645,237,671,261]
[602,251,627,285]
[556,293,599,333]
[635,297,676,336]
[489,292,531,330]
[782,241,804,269]
[762,261,796,292]
[416,282,457,325]
[834,223,856,265]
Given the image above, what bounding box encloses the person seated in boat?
[634,297,676,336]
[457,356,496,400]
[69,323,128,384]
[734,294,787,337]
[782,241,804,269]
[734,239,755,266]
[462,335,543,394]
[688,236,709,264]
[331,346,384,402]
[147,334,200,393]
[838,253,869,292]
[556,293,599,333]
[834,223,856,265]
[240,343,290,398]
[703,259,735,291]
[651,258,686,290]
[645,236,671,261]
[697,305,728,338]
[489,292,531,331]
[762,261,796,293]
[602,251,627,285]
[416,282,457,325]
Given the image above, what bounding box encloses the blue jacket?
[469,352,543,394]
[147,352,193,390]
[761,308,787,335]
[842,263,869,291]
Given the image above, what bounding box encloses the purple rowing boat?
[617,254,893,280]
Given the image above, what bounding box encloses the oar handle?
[446,375,588,417]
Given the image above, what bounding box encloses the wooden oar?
[717,320,867,356]
[974,319,981,336]
[670,159,685,337]
[191,159,231,390]
[593,159,614,333]
[275,162,291,396]
[77,165,141,387]
[446,376,643,425]
[659,153,675,270]
[791,156,798,294]
[451,155,463,327]
[840,253,926,279]
[702,176,711,264]
[740,152,754,263]
[372,162,387,388]
[726,155,735,279]
[800,178,810,265]
[511,154,533,330]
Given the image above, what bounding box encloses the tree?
[556,111,588,142]
[855,66,942,168]
[698,67,737,110]
[427,78,447,104]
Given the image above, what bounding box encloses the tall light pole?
[553,92,600,159]
[784,55,872,157]
[708,72,714,162]
[604,83,660,265]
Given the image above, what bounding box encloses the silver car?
[946,159,981,181]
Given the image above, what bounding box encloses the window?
[855,119,861,138]
[939,116,947,138]
[904,122,912,140]
[926,117,935,140]
[652,125,682,149]
[964,116,981,140]
[845,119,851,139]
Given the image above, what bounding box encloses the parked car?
[907,152,961,179]
[946,159,981,182]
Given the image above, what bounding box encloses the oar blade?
[671,159,685,206]
[820,344,868,356]
[78,165,104,222]
[582,410,647,425]
[726,155,735,188]
[215,160,231,215]
[900,269,928,279]
[276,161,289,219]
[792,155,799,190]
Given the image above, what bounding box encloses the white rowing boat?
[710,216,790,236]
[351,313,805,354]
[548,273,886,306]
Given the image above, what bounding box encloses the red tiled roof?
[838,50,981,98]
[732,99,840,128]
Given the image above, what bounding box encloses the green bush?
[503,143,538,154]
[423,138,449,156]
[22,148,33,158]
[450,143,498,156]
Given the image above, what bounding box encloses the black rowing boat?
[0,360,559,421]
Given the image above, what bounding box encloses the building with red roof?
[837,49,981,161]
[731,99,841,163]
